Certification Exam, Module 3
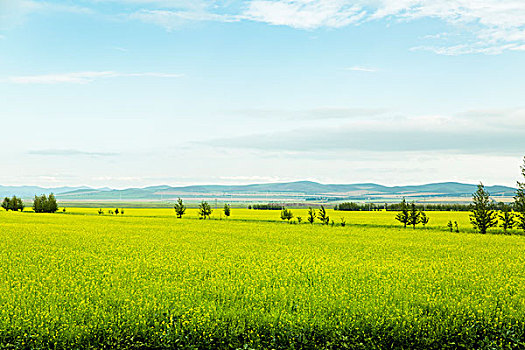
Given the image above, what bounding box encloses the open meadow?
[1,209,524,349]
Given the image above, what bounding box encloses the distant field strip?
[0,210,524,349]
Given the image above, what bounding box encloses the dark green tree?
[407,202,421,229]
[307,207,316,224]
[198,201,212,220]
[1,197,9,211]
[515,157,525,232]
[318,205,329,225]
[280,208,293,222]
[223,204,231,218]
[499,205,515,234]
[395,198,409,228]
[33,195,42,213]
[47,194,58,213]
[340,217,346,227]
[470,183,498,234]
[115,208,119,215]
[174,198,186,218]
[420,212,429,228]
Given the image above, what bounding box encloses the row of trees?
[98,208,124,215]
[1,196,25,211]
[394,199,430,229]
[174,198,231,220]
[392,157,525,234]
[280,205,332,225]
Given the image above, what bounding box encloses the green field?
[1,209,524,349]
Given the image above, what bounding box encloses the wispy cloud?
[127,9,239,30]
[4,0,525,55]
[345,66,378,72]
[242,0,525,55]
[28,149,119,157]
[4,71,183,84]
[205,108,525,155]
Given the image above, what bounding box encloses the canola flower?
[0,209,523,349]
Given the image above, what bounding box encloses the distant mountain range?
[0,181,516,203]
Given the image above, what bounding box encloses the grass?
[0,209,524,349]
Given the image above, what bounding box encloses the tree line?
[173,198,231,220]
[1,194,59,213]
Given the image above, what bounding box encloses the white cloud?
[345,66,377,72]
[4,0,525,55]
[4,71,183,84]
[244,0,366,29]
[128,9,238,30]
[242,0,525,54]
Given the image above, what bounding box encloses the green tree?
[1,197,9,211]
[318,205,329,225]
[33,195,42,213]
[280,208,293,222]
[499,205,515,234]
[515,156,525,232]
[47,194,58,213]
[307,207,316,224]
[198,201,212,220]
[407,202,421,229]
[115,208,119,215]
[340,217,346,227]
[395,198,409,228]
[174,198,186,218]
[223,204,231,218]
[420,212,429,228]
[470,183,498,234]
[447,221,453,232]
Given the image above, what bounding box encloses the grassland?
[0,209,524,349]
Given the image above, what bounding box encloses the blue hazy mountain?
[9,181,511,202]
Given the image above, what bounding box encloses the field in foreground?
[0,210,524,349]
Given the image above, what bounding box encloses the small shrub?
[280,208,293,222]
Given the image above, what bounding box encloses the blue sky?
[0,0,524,188]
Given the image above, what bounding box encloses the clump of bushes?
[252,203,284,210]
[1,196,25,211]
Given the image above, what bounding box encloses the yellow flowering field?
[0,209,524,349]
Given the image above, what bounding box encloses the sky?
[0,0,524,188]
